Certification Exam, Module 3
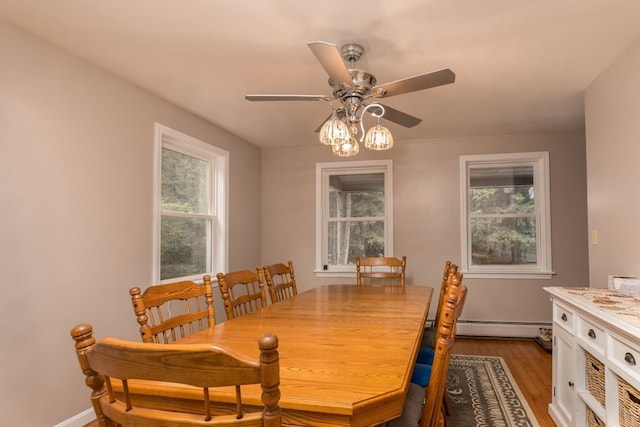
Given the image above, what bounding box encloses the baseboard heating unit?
[455,320,552,338]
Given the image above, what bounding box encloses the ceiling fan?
[246,41,455,156]
[245,41,456,132]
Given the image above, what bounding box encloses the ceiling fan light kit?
[246,40,455,157]
[364,123,394,151]
[332,138,360,157]
[360,103,393,151]
[319,108,350,146]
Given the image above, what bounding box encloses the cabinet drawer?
[553,301,575,333]
[610,335,640,386]
[578,316,606,355]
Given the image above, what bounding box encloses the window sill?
[461,271,555,280]
[314,270,357,279]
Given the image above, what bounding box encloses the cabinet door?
[553,325,576,426]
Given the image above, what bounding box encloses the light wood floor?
[453,337,555,427]
[84,337,555,427]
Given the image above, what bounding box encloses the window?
[153,124,228,283]
[460,152,552,278]
[315,160,393,277]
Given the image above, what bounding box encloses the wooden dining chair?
[217,268,267,320]
[433,261,456,327]
[262,261,298,304]
[356,255,407,287]
[70,323,281,427]
[416,266,464,418]
[129,275,216,343]
[422,261,459,348]
[411,278,468,427]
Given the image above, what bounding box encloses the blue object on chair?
[411,362,432,387]
[416,345,435,365]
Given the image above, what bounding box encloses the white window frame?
[153,123,228,283]
[459,151,553,279]
[315,159,393,278]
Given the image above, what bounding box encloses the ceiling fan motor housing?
[330,70,376,99]
[340,43,365,64]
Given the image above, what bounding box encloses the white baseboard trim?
[456,320,552,338]
[53,408,94,427]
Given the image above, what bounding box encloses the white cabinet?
[553,324,576,425]
[545,287,640,427]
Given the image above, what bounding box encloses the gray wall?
[0,22,261,426]
[585,36,640,286]
[261,131,590,324]
[6,13,626,426]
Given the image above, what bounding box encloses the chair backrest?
[432,261,459,328]
[263,261,298,304]
[356,256,407,287]
[70,323,281,427]
[421,274,467,427]
[217,268,267,320]
[130,275,216,344]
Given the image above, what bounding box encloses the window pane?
[162,148,208,214]
[161,216,210,280]
[329,173,384,218]
[327,220,384,265]
[470,217,537,265]
[469,166,534,214]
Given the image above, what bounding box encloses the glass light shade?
[364,124,394,150]
[319,114,350,146]
[332,138,360,157]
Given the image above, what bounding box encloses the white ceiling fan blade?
[373,68,455,98]
[245,94,332,101]
[307,41,353,87]
[374,104,422,128]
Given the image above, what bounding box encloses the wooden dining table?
[129,284,432,426]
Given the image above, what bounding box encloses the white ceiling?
[2,0,640,149]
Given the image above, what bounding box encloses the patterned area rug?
[447,355,540,427]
